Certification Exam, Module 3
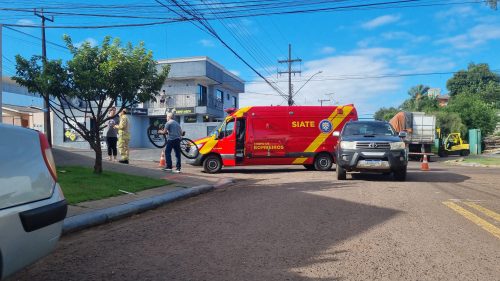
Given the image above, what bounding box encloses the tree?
[374,107,399,121]
[408,84,430,100]
[14,36,169,174]
[399,84,440,113]
[434,111,466,136]
[486,0,498,9]
[445,93,498,136]
[446,63,500,108]
[400,95,439,113]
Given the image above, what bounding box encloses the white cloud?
[241,48,404,114]
[357,33,427,48]
[227,19,258,36]
[382,32,428,43]
[16,19,35,26]
[319,46,336,55]
[199,39,215,47]
[395,55,456,72]
[435,6,476,19]
[362,15,401,29]
[435,23,500,49]
[75,38,98,48]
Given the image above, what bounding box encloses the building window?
[232,96,237,108]
[184,115,197,123]
[216,90,223,103]
[198,84,207,106]
[226,93,230,101]
[203,115,211,122]
[214,90,224,110]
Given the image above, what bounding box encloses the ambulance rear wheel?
[203,154,222,174]
[314,153,333,171]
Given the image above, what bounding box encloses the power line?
[4,26,67,50]
[159,0,288,99]
[240,69,500,83]
[0,0,485,29]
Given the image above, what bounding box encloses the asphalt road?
[9,161,500,281]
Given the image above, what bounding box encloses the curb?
[62,180,233,235]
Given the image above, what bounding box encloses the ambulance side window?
[219,118,235,139]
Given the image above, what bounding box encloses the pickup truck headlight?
[390,141,406,150]
[340,141,356,150]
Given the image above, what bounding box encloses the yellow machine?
[437,129,470,157]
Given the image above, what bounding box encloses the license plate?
[358,160,383,168]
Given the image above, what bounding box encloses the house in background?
[2,57,245,149]
[51,56,245,149]
[1,104,44,131]
[437,94,450,107]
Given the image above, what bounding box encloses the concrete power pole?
[35,8,54,145]
[278,44,301,106]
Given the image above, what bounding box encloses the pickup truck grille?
[356,142,391,149]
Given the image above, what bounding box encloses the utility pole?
[318,99,330,106]
[0,24,3,123]
[35,8,54,145]
[278,44,301,106]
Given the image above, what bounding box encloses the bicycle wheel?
[180,138,199,159]
[147,125,167,148]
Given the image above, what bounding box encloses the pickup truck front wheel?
[393,166,407,181]
[336,162,347,180]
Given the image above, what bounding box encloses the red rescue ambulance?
[188,105,358,173]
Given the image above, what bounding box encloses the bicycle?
[147,123,199,159]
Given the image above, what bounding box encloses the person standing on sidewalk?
[159,112,183,173]
[115,109,130,164]
[105,107,119,161]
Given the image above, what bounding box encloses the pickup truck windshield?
[343,122,395,136]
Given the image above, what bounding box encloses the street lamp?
[325,92,340,105]
[291,71,323,104]
[318,99,330,106]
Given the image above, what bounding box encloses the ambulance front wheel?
[314,153,333,171]
[203,154,222,174]
[303,164,315,170]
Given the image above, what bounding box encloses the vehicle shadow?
[10,179,401,281]
[219,167,309,174]
[347,169,470,183]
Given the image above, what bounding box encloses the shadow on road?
[348,169,470,183]
[219,167,309,174]
[10,178,401,281]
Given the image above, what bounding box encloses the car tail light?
[38,132,58,181]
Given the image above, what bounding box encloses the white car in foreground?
[0,124,67,280]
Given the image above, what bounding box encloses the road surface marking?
[464,202,500,222]
[442,201,500,240]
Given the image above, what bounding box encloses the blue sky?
[1,0,499,115]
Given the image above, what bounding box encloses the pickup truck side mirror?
[398,131,407,138]
[332,131,340,137]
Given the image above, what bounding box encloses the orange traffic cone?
[421,154,430,171]
[159,150,166,168]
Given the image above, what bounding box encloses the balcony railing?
[148,94,196,108]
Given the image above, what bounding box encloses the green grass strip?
[463,157,500,166]
[57,166,171,204]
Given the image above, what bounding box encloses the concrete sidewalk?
[54,147,233,234]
